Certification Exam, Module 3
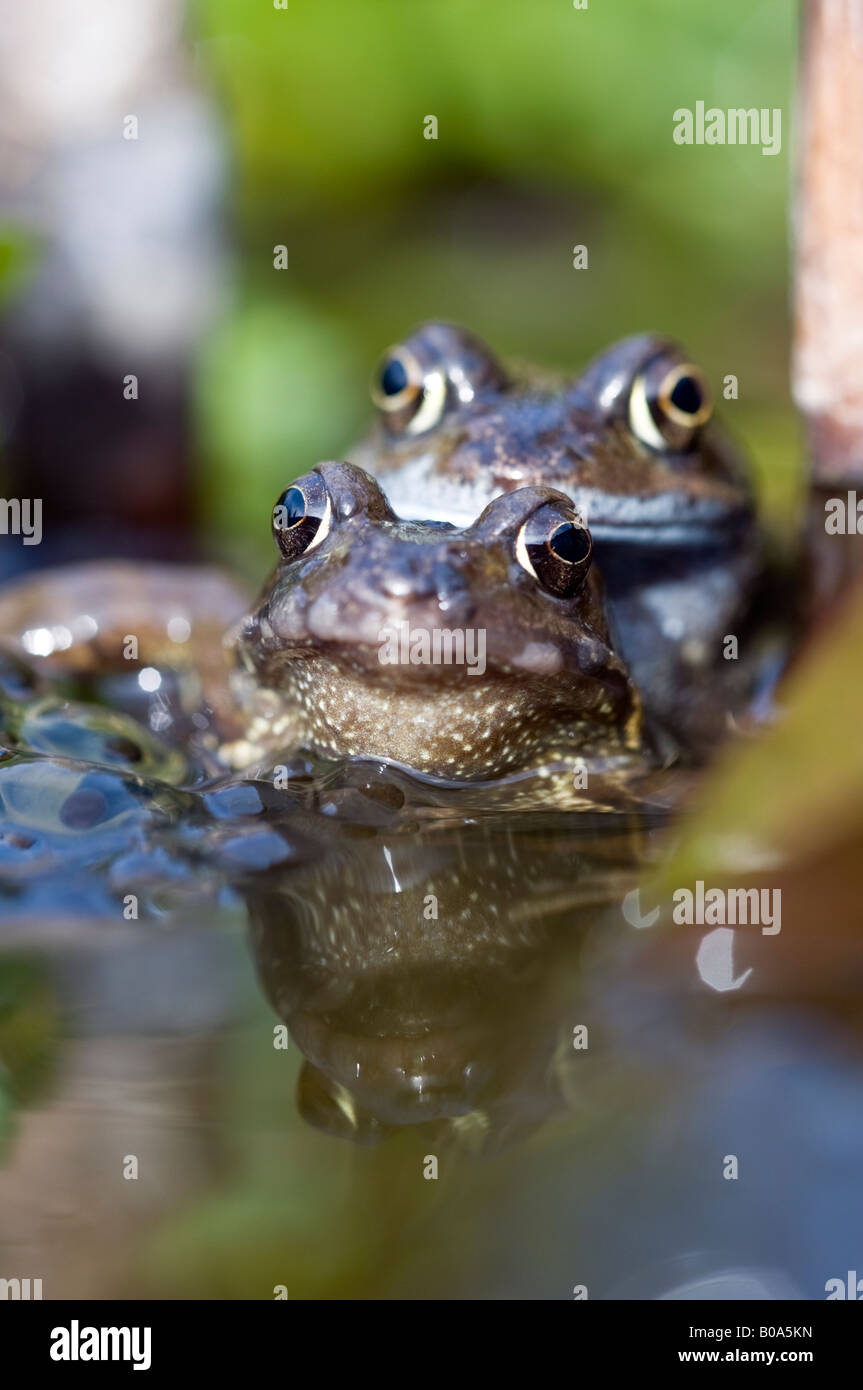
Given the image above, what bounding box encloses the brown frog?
[232,461,640,784]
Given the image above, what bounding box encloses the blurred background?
[0,0,799,582]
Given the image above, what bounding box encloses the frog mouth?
[241,598,629,688]
[379,492,738,547]
[237,586,638,777]
[368,444,752,546]
[576,490,755,547]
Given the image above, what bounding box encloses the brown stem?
[793,0,863,612]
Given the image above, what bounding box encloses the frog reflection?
[244,807,656,1145]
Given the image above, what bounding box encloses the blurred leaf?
[194,0,792,267]
[195,293,364,553]
[652,582,863,891]
[0,226,38,308]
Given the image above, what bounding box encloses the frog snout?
[379,564,435,599]
[377,554,470,609]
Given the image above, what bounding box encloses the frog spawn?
[0,650,302,918]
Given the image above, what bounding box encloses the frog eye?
[371,344,448,436]
[629,357,713,452]
[272,473,332,561]
[515,502,592,598]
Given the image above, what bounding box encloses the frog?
[230,459,642,787]
[351,322,769,753]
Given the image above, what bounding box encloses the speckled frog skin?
[352,323,764,752]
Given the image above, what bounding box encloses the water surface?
[0,668,861,1301]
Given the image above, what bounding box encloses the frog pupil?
[549,522,590,565]
[381,357,409,397]
[669,374,702,415]
[279,487,306,528]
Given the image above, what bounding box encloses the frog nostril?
[432,561,470,606]
[378,558,469,607]
[381,571,448,603]
[375,547,435,600]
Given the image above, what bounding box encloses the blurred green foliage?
[191,0,799,567]
[0,227,36,310]
[0,958,59,1156]
[0,226,38,473]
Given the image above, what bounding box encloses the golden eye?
[272,473,331,561]
[629,358,713,451]
[371,345,447,435]
[371,346,421,411]
[516,503,592,598]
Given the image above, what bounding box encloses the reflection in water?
[1,677,863,1298]
[246,809,657,1145]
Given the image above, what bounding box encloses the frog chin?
[279,652,634,780]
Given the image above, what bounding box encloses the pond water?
[0,654,861,1301]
